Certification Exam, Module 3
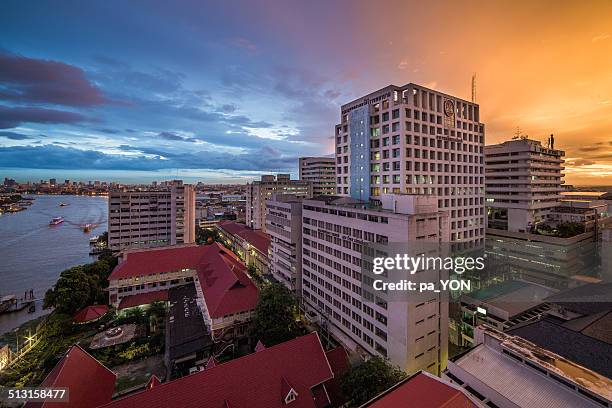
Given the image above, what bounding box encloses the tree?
[196,226,218,244]
[340,356,407,407]
[43,255,117,314]
[251,283,299,346]
[556,222,585,238]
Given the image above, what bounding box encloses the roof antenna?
[471,73,476,103]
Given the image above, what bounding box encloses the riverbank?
[0,194,34,214]
[0,194,108,335]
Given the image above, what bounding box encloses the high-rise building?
[485,137,565,232]
[299,156,336,196]
[246,174,311,232]
[301,193,450,374]
[266,195,303,293]
[335,84,485,243]
[108,180,195,252]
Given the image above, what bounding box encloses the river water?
[0,195,108,334]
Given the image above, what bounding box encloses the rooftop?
[24,345,116,408]
[167,284,212,362]
[101,332,334,408]
[117,289,168,310]
[544,282,612,315]
[217,220,271,253]
[110,243,258,318]
[560,191,607,198]
[463,280,557,319]
[73,305,109,323]
[362,371,478,408]
[451,338,606,408]
[508,318,612,378]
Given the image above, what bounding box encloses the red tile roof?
[217,220,271,254]
[73,305,109,323]
[323,347,351,407]
[24,345,116,408]
[196,246,259,318]
[101,332,334,408]
[118,290,169,310]
[109,243,258,318]
[363,372,479,408]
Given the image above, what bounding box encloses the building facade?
[335,84,485,244]
[108,180,195,252]
[246,174,312,232]
[216,220,271,276]
[266,195,303,293]
[485,137,565,232]
[299,156,336,196]
[301,193,450,375]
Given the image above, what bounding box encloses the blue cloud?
[0,144,298,172]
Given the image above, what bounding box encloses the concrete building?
[550,191,611,230]
[108,180,195,252]
[299,156,336,196]
[458,280,555,347]
[445,325,612,408]
[335,83,485,244]
[301,193,450,375]
[246,174,312,232]
[266,195,303,293]
[485,137,565,232]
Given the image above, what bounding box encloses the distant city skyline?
[1,0,612,185]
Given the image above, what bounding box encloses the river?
[0,195,108,334]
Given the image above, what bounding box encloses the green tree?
[43,255,117,314]
[251,284,299,346]
[340,356,407,407]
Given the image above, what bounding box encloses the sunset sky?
[1,0,611,185]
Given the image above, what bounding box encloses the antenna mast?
[471,73,476,102]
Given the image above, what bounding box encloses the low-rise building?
[459,280,555,347]
[216,220,271,275]
[101,332,346,408]
[107,243,258,341]
[444,325,612,408]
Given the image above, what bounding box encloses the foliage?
[91,333,164,367]
[251,283,299,347]
[196,226,219,244]
[556,222,585,238]
[535,221,585,238]
[0,313,88,388]
[118,343,150,360]
[340,356,407,407]
[43,254,117,314]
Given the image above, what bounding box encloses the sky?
[0,0,611,185]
